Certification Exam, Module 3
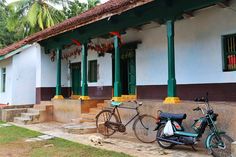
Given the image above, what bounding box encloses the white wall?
[133,4,236,85]
[38,49,69,88]
[10,44,39,105]
[0,58,13,104]
[68,47,112,87]
[39,3,236,89]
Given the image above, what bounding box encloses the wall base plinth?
[52,95,64,100]
[163,97,181,104]
[80,96,90,100]
[70,95,80,99]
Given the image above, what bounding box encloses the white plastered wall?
[10,44,39,105]
[0,58,13,104]
[130,4,236,86]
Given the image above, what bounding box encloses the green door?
[71,63,81,95]
[128,54,136,95]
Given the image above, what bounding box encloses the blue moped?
[155,94,233,157]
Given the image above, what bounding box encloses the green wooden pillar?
[164,20,180,104]
[113,35,122,99]
[81,43,90,100]
[53,47,64,99]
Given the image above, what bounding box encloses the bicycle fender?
[95,109,112,119]
[205,131,226,149]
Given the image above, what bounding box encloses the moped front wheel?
[208,134,233,157]
[156,125,175,149]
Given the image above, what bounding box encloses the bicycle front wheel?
[96,110,119,137]
[133,114,157,143]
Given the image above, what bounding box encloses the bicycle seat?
[111,101,123,107]
[160,112,187,120]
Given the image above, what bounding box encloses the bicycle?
[95,100,157,143]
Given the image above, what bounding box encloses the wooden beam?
[217,0,230,8]
[182,11,194,19]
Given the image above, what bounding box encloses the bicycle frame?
[109,105,140,127]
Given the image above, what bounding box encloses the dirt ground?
[10,122,211,157]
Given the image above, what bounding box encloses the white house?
[0,0,236,105]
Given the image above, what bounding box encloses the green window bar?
[88,60,98,82]
[223,34,236,71]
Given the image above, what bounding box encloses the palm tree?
[0,0,22,48]
[87,0,100,9]
[64,0,100,19]
[7,0,65,36]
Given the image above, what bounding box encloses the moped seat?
[160,112,187,120]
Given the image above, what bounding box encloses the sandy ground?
[10,122,211,157]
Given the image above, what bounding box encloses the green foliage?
[7,0,66,35]
[0,2,23,49]
[0,0,100,49]
[64,0,100,18]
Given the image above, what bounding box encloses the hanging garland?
[50,42,123,62]
[50,32,122,62]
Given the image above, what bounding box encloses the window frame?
[88,60,98,83]
[222,33,236,72]
[1,67,6,93]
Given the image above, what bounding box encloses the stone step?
[89,108,102,114]
[27,108,43,114]
[63,122,97,134]
[81,113,96,120]
[21,112,40,121]
[97,103,105,109]
[13,117,31,125]
[232,141,236,157]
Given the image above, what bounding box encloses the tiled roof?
[0,0,153,56]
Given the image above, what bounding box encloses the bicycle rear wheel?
[133,114,157,143]
[96,110,119,137]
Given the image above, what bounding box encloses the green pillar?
[81,43,89,99]
[167,20,176,97]
[113,35,121,98]
[54,47,64,99]
[56,48,62,95]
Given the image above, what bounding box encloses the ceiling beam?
[182,11,194,19]
[216,0,230,8]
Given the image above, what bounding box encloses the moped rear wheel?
[156,125,175,149]
[208,134,233,157]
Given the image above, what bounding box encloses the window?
[1,68,6,92]
[222,34,236,71]
[88,60,97,82]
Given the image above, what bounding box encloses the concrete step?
[13,117,31,125]
[27,108,43,114]
[81,113,96,120]
[63,122,97,134]
[232,141,236,157]
[97,103,105,109]
[89,108,102,114]
[21,113,40,122]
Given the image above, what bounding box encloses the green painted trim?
[56,48,62,96]
[81,43,88,96]
[0,44,32,61]
[114,35,121,97]
[166,20,177,97]
[175,131,198,137]
[40,0,225,50]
